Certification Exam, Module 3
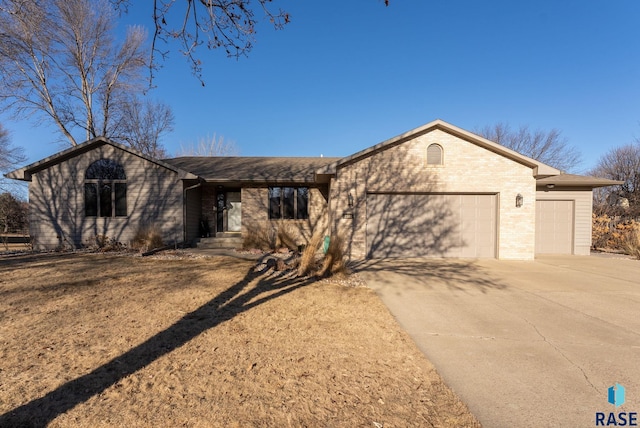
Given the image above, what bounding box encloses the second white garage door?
[366,193,497,258]
[535,200,573,254]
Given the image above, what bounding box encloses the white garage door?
[535,200,573,254]
[366,193,497,258]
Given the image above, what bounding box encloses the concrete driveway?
[357,255,640,427]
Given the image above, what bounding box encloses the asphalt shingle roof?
[163,156,340,182]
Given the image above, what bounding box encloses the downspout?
[183,181,203,247]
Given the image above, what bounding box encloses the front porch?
[193,185,242,248]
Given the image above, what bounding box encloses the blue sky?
[3,0,640,174]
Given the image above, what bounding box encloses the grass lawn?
[0,252,479,427]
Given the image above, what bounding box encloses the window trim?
[268,186,309,220]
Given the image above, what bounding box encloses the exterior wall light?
[516,193,524,208]
[347,192,354,208]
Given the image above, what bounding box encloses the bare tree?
[176,134,239,157]
[0,124,26,192]
[0,0,172,153]
[113,97,174,158]
[0,191,27,234]
[589,141,640,217]
[478,123,582,172]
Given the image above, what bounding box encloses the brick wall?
[332,129,536,260]
[241,185,329,248]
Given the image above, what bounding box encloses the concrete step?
[215,232,242,238]
[196,236,243,249]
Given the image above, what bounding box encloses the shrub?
[622,227,640,260]
[131,225,164,252]
[93,234,126,252]
[592,214,640,252]
[276,223,299,251]
[243,224,277,251]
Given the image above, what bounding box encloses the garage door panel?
[367,193,496,258]
[535,200,573,254]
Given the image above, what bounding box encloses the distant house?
[6,120,621,259]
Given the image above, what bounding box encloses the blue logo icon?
[608,383,626,407]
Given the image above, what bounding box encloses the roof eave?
[536,175,624,188]
[4,167,30,181]
[6,137,195,182]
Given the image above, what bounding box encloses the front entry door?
[226,191,241,232]
[216,190,241,233]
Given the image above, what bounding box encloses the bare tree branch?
[478,122,582,172]
[111,0,291,84]
[0,0,163,149]
[111,97,175,158]
[176,134,239,156]
[0,123,26,193]
[589,141,640,217]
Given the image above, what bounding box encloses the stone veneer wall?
[241,186,329,248]
[330,129,537,260]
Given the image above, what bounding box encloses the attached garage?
[535,200,574,254]
[366,193,497,258]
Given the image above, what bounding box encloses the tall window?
[426,143,443,165]
[85,159,127,217]
[269,187,309,220]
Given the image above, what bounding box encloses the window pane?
[100,183,112,217]
[297,187,309,220]
[283,187,295,219]
[427,144,443,165]
[86,159,126,179]
[268,187,281,219]
[85,183,98,217]
[115,183,127,217]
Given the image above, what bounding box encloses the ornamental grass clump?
[297,231,324,277]
[131,225,164,252]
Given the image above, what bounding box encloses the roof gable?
[317,119,561,177]
[5,137,197,182]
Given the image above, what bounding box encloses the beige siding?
[29,144,183,250]
[536,189,593,255]
[332,129,536,260]
[185,185,202,243]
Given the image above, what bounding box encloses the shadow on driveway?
[352,257,507,294]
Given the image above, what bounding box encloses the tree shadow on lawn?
[0,255,315,427]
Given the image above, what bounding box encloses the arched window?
[426,143,443,165]
[84,159,127,217]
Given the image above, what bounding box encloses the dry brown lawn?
[0,252,480,427]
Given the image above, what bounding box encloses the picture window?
[84,159,127,217]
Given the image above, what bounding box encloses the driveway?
[357,255,640,427]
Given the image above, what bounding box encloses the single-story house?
[6,119,621,259]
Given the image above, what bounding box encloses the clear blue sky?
[3,0,640,174]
